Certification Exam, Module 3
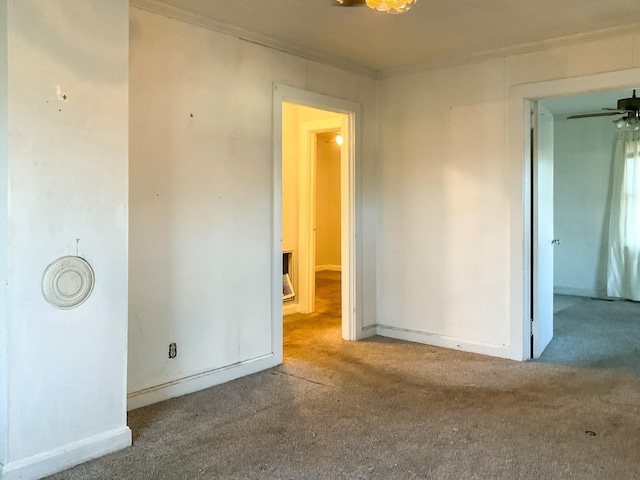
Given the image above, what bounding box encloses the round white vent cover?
[42,256,95,309]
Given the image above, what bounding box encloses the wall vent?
[283,251,295,302]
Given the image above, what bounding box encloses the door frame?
[272,84,361,363]
[530,102,555,358]
[509,68,640,361]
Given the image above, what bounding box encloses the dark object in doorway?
[283,274,295,301]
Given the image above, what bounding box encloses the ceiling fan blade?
[567,91,640,120]
[566,111,625,120]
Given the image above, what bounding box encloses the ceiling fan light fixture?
[625,119,640,131]
[614,110,640,131]
[365,0,416,14]
[623,113,640,131]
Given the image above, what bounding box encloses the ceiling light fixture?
[365,0,416,14]
[337,0,416,15]
[615,110,640,131]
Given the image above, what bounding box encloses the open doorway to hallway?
[281,102,348,361]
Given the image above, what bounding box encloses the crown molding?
[129,1,640,82]
[377,23,640,79]
[129,0,377,79]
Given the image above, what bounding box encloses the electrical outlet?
[169,343,177,359]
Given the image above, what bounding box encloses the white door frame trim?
[508,68,640,361]
[272,84,362,363]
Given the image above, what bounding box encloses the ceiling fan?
[567,90,640,120]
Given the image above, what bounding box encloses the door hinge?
[530,106,538,130]
[530,318,534,336]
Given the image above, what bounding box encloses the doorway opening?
[281,105,345,359]
[525,84,640,375]
[271,84,361,366]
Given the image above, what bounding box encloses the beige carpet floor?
[48,273,640,479]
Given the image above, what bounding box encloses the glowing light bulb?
[336,135,343,146]
[365,0,416,14]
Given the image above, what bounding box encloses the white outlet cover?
[42,256,95,309]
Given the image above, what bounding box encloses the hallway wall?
[316,132,342,270]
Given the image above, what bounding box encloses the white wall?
[377,58,509,353]
[2,1,130,478]
[128,7,377,408]
[552,116,617,298]
[0,0,8,468]
[376,32,640,358]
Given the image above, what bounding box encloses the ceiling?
[542,88,640,117]
[140,0,640,73]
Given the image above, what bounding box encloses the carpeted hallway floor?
[48,275,640,479]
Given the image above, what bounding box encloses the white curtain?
[607,126,640,300]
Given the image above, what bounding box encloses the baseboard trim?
[127,353,278,410]
[283,302,299,316]
[359,323,377,339]
[553,286,606,298]
[2,426,131,480]
[315,265,341,272]
[376,324,512,359]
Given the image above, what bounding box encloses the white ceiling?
[139,0,640,73]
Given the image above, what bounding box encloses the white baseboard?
[2,426,131,480]
[127,353,278,411]
[283,302,299,316]
[359,323,378,340]
[315,265,341,272]
[553,286,607,298]
[376,324,512,359]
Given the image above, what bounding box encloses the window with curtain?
[607,123,640,300]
